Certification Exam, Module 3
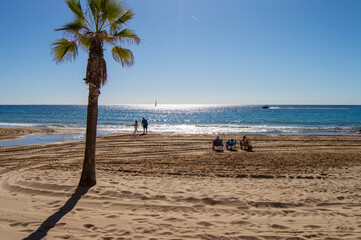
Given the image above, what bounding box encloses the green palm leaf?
[102,0,124,22]
[87,0,100,31]
[114,29,140,45]
[56,20,85,34]
[112,46,134,67]
[115,9,134,25]
[51,39,78,63]
[66,0,84,20]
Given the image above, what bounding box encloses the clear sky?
[1,0,361,105]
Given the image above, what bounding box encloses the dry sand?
[1,128,361,239]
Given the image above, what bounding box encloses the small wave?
[281,107,351,110]
[0,122,42,128]
[90,123,361,135]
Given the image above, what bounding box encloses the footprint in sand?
[118,230,132,236]
[101,236,114,240]
[134,218,148,223]
[142,228,157,234]
[304,225,321,229]
[165,217,186,222]
[270,224,288,229]
[10,222,29,227]
[54,234,72,239]
[75,207,86,211]
[135,226,145,232]
[121,190,133,195]
[83,224,97,230]
[157,223,172,228]
[230,220,251,225]
[47,200,62,205]
[197,221,213,227]
[193,204,205,210]
[303,234,320,238]
[283,210,296,214]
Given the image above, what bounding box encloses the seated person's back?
[213,137,223,146]
[212,136,224,150]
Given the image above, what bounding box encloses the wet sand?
[1,128,361,239]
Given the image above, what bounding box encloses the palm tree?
[51,0,140,187]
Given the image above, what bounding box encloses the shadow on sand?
[23,186,91,240]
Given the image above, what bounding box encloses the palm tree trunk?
[79,38,104,187]
[79,83,99,187]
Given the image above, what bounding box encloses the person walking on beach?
[133,120,139,134]
[141,117,148,134]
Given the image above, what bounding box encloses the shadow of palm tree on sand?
[23,186,91,240]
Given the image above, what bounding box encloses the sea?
[0,105,361,146]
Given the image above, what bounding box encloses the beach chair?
[226,139,237,150]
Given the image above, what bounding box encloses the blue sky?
[1,0,361,105]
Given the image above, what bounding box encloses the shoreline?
[1,127,360,146]
[0,128,82,142]
[1,128,361,239]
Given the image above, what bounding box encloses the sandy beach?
[1,128,361,239]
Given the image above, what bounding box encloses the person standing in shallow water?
[141,117,148,134]
[133,120,139,134]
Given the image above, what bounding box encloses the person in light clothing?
[133,120,139,134]
[240,135,252,151]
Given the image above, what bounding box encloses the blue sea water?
[0,105,361,138]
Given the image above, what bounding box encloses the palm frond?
[66,0,84,20]
[112,46,134,67]
[114,29,140,45]
[88,0,101,30]
[51,39,78,63]
[87,0,99,14]
[102,0,124,22]
[115,9,134,25]
[79,35,91,50]
[93,0,102,10]
[55,20,85,34]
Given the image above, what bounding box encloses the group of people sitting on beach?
[133,117,148,135]
[212,135,252,151]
